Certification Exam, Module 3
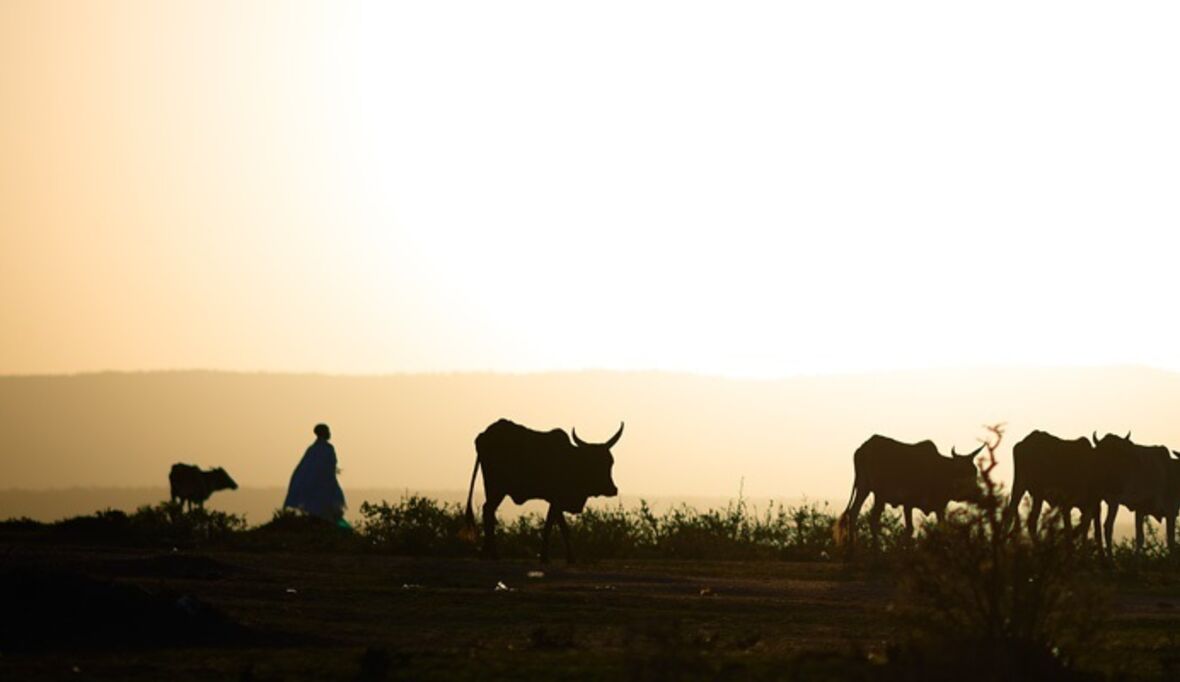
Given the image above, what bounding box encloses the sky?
[3,2,1179,378]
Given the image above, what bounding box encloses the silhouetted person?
[284,423,347,523]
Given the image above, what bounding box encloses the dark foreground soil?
[2,543,1180,681]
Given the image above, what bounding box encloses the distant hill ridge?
[1,368,1177,503]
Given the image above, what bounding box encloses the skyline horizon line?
[2,361,1177,382]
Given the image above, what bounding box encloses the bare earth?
[3,544,1179,680]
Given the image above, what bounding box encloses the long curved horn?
[1092,430,1100,445]
[967,444,985,458]
[1125,431,1132,440]
[604,422,625,449]
[951,445,959,457]
[571,428,589,448]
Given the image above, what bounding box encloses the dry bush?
[889,424,1108,679]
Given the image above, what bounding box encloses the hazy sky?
[3,2,1178,377]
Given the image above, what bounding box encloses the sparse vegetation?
[358,494,903,561]
[4,494,910,561]
[19,502,248,547]
[8,442,1180,679]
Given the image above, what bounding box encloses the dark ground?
[3,543,1180,681]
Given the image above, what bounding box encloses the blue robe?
[284,440,346,521]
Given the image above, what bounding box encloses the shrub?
[358,496,471,555]
[129,502,246,545]
[889,424,1108,679]
[237,507,362,552]
[49,503,246,547]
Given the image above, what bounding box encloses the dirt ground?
[3,544,1180,681]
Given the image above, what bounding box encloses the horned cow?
[835,435,983,549]
[464,418,622,563]
[1093,432,1173,552]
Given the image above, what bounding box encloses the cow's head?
[210,467,238,492]
[948,444,986,502]
[570,422,622,498]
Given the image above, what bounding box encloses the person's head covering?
[314,423,331,440]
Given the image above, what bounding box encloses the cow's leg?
[1062,506,1074,537]
[1027,495,1043,538]
[1007,481,1027,536]
[481,494,505,559]
[903,505,915,542]
[540,505,560,564]
[845,488,870,551]
[1078,505,1095,547]
[1104,504,1118,556]
[1091,502,1104,554]
[1135,512,1146,552]
[556,512,575,564]
[868,499,885,550]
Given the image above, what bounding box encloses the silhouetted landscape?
[7,0,1180,677]
[5,371,1180,679]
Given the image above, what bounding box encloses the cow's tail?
[460,452,481,542]
[833,476,859,548]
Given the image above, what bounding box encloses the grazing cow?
[1093,432,1172,552]
[1007,430,1102,546]
[169,463,238,511]
[464,419,622,562]
[835,435,983,549]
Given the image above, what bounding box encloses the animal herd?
[831,430,1180,555]
[170,419,1180,563]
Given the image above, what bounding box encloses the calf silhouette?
[169,463,238,511]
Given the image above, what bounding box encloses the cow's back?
[853,435,945,507]
[169,463,201,498]
[475,419,574,503]
[1100,446,1170,514]
[1128,447,1170,514]
[1167,459,1180,510]
[1012,431,1098,505]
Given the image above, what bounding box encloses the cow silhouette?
[169,463,238,511]
[1093,432,1173,553]
[1007,430,1102,546]
[464,419,621,563]
[835,434,983,550]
